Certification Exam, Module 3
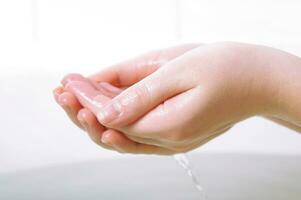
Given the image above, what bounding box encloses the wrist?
[255,46,301,126]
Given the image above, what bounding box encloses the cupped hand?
[54,42,301,155]
[60,42,279,154]
[53,44,199,154]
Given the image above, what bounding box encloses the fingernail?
[97,101,122,124]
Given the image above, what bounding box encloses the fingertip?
[101,130,125,146]
[53,86,64,95]
[101,131,112,145]
[53,86,64,103]
[77,108,89,122]
[76,109,91,132]
[95,101,123,127]
[102,130,137,152]
[77,108,96,125]
[65,80,112,117]
[78,109,107,146]
[58,92,71,107]
[77,114,89,131]
[60,91,82,109]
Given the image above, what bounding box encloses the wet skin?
[54,42,301,155]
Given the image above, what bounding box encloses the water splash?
[174,153,208,199]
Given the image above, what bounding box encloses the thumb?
[96,67,191,127]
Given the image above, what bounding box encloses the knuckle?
[137,82,153,103]
[123,82,152,108]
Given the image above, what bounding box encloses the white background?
[1,0,301,174]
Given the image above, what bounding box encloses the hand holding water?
[54,42,301,154]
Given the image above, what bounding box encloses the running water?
[174,154,207,199]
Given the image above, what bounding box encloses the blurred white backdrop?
[1,0,301,174]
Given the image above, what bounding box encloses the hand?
[53,44,199,153]
[56,42,301,155]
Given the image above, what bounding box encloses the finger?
[76,110,158,153]
[62,75,124,114]
[89,44,200,86]
[120,87,203,141]
[95,61,196,127]
[53,86,64,103]
[63,76,127,151]
[101,129,174,155]
[64,79,162,149]
[62,78,189,154]
[57,91,84,129]
[62,73,121,102]
[77,108,113,150]
[124,85,233,147]
[66,68,190,128]
[58,75,95,130]
[65,80,111,114]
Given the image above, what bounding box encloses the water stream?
[174,154,207,199]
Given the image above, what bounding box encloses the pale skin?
[53,42,301,155]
